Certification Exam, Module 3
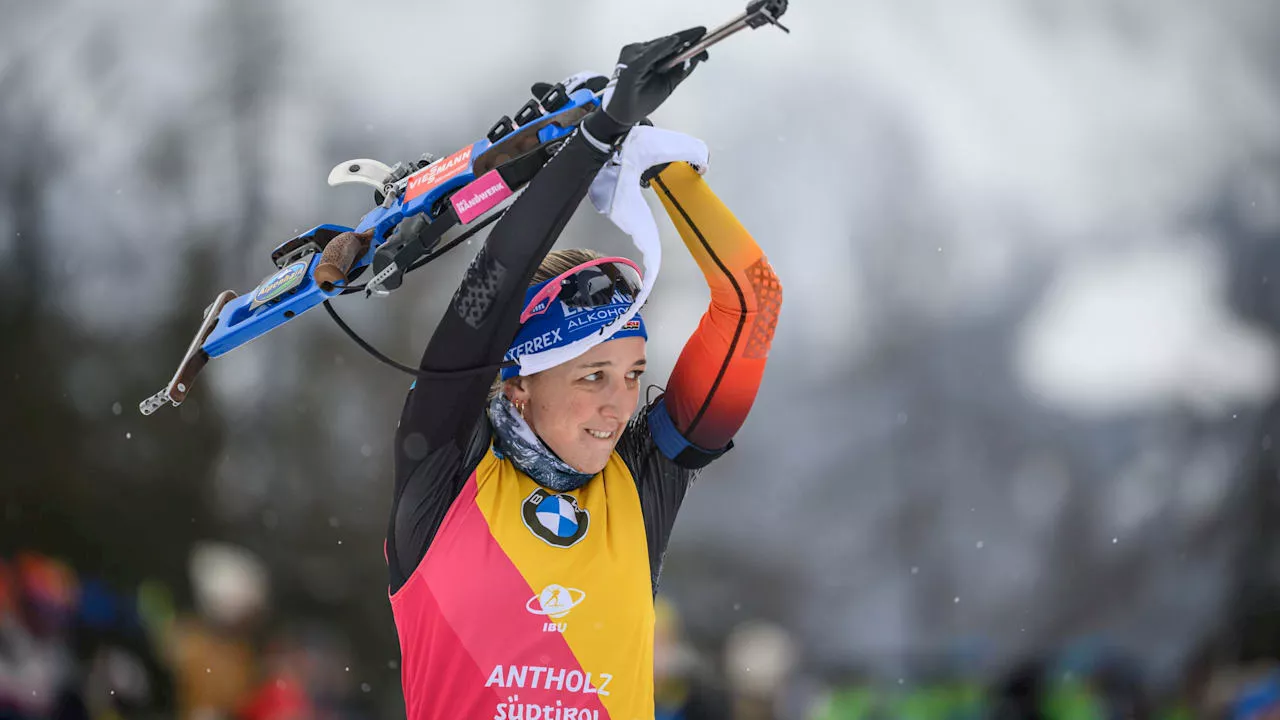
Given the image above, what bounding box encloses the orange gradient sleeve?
[650,162,782,451]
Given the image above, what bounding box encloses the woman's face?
[509,337,647,475]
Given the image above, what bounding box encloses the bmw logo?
[521,489,590,548]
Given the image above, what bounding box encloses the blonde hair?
[529,248,603,285]
[489,248,605,400]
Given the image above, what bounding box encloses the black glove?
[583,26,709,144]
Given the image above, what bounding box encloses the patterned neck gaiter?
[488,393,594,492]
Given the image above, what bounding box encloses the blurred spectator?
[237,634,313,720]
[989,657,1051,720]
[164,542,268,720]
[1232,671,1280,720]
[654,596,732,720]
[239,625,362,720]
[724,619,798,720]
[1091,653,1152,720]
[289,626,362,720]
[0,553,89,720]
[82,644,154,718]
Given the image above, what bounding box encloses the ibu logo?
[525,584,586,633]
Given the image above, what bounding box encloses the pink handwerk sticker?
[450,170,513,223]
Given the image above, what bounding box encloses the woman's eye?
[627,370,644,381]
[582,372,602,382]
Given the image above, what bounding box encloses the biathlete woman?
[385,28,782,720]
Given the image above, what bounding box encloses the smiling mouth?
[585,429,615,440]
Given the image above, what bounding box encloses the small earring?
[515,400,525,418]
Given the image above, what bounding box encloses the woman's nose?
[599,378,631,419]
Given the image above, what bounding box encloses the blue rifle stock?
[139,87,600,415]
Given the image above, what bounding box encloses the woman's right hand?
[585,27,709,142]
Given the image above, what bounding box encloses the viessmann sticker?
[404,145,473,202]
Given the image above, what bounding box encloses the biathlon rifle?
[140,0,788,416]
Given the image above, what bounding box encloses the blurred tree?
[1221,156,1280,664]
